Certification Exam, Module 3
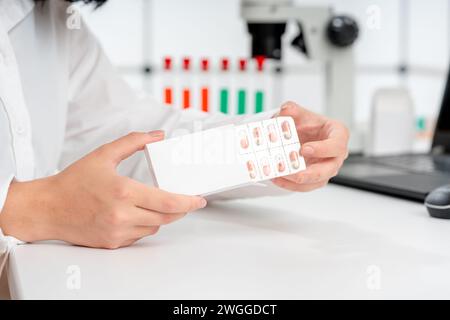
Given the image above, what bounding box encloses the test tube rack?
[158,56,276,115]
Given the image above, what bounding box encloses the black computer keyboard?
[367,154,450,174]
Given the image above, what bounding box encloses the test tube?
[219,58,230,114]
[200,58,210,113]
[162,57,173,106]
[237,58,247,115]
[181,57,191,109]
[254,56,265,113]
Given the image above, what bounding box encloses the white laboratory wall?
[408,0,449,69]
[151,0,249,62]
[80,0,450,124]
[80,0,144,66]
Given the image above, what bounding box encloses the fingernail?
[198,198,207,208]
[281,102,296,111]
[302,146,314,156]
[148,130,164,137]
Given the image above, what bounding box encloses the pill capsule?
[239,130,249,149]
[253,127,262,146]
[261,157,271,177]
[281,121,292,140]
[268,124,278,143]
[246,160,257,179]
[275,154,286,173]
[289,150,300,170]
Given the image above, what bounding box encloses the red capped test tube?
[182,57,191,109]
[200,58,210,112]
[163,56,173,105]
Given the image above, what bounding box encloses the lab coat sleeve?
[0,175,24,279]
[60,17,289,199]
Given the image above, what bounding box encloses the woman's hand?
[0,131,206,249]
[272,102,350,192]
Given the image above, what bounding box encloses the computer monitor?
[433,67,450,153]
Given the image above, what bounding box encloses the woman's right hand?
[0,131,207,249]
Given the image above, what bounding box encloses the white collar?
[0,0,35,32]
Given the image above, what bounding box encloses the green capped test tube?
[237,89,246,115]
[236,59,248,115]
[255,90,264,113]
[220,88,229,114]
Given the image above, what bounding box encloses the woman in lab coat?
[0,0,349,261]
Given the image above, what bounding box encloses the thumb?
[277,101,302,119]
[102,130,164,166]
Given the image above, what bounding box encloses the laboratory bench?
[7,184,450,299]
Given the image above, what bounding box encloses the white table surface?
[7,185,450,299]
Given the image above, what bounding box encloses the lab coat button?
[15,124,26,135]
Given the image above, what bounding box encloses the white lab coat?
[0,0,289,291]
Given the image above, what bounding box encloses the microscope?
[241,0,361,151]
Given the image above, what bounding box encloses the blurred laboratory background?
[78,0,450,153]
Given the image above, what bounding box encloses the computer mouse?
[425,185,450,219]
